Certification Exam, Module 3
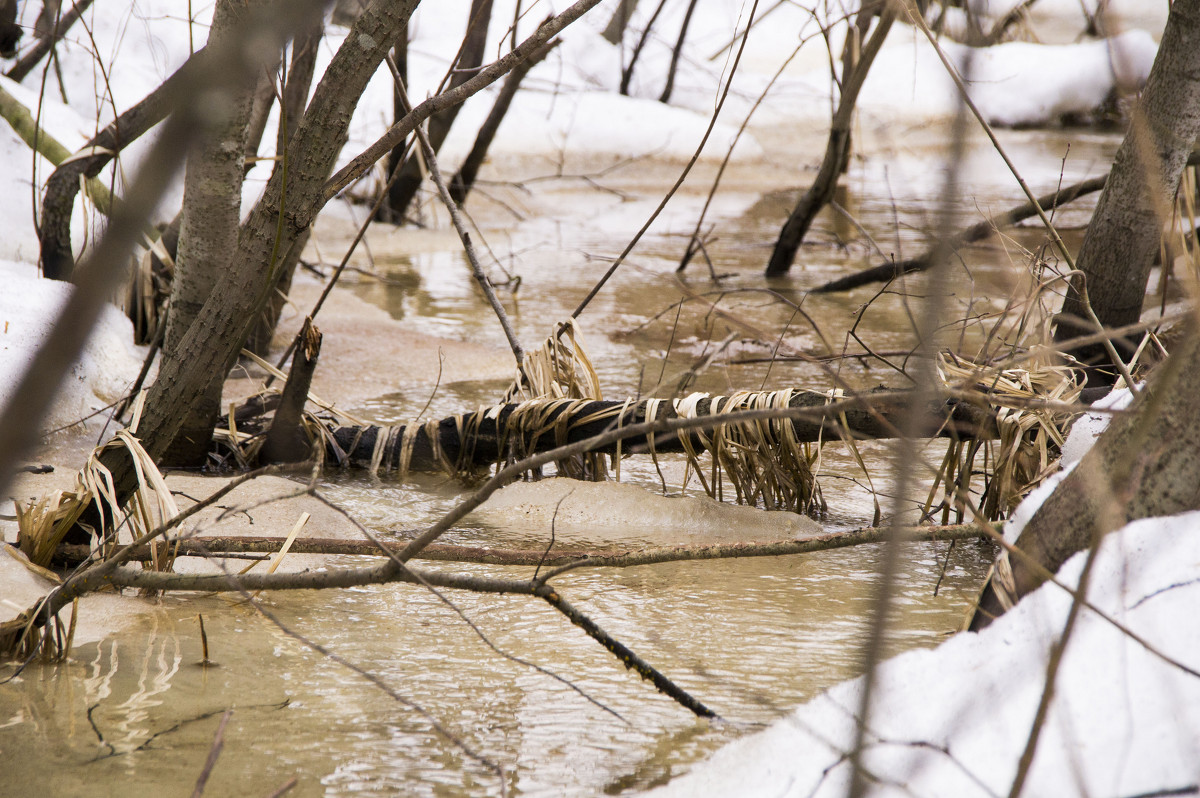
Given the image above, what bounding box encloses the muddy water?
[1,128,1112,796]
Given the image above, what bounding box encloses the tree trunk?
[86,0,419,514]
[246,18,325,357]
[1053,0,1200,383]
[159,0,257,467]
[375,20,409,223]
[261,319,322,463]
[658,0,698,104]
[383,0,493,221]
[5,0,93,82]
[449,38,558,205]
[618,0,666,96]
[601,0,639,44]
[970,318,1200,630]
[764,2,894,277]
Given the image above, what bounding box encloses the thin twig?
[190,709,232,798]
[570,0,761,318]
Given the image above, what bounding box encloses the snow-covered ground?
[0,259,146,433]
[644,518,1200,796]
[0,0,1171,262]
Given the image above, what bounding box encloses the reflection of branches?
[310,490,629,725]
[88,700,289,762]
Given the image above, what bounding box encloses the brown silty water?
[0,124,1115,796]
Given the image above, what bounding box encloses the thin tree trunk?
[449,38,558,205]
[246,18,325,356]
[658,0,698,104]
[159,0,258,467]
[618,0,667,96]
[1053,0,1200,382]
[601,0,639,44]
[5,0,93,82]
[765,3,894,277]
[261,319,322,463]
[375,20,409,223]
[383,0,494,221]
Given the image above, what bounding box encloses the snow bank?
[642,508,1200,797]
[0,260,146,433]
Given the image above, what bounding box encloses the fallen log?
[321,388,1000,475]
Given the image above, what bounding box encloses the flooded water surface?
[1,127,1115,795]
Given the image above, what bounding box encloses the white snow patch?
[0,260,147,433]
[1060,385,1138,467]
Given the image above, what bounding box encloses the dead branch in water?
[54,523,985,569]
[320,388,1000,476]
[811,175,1108,294]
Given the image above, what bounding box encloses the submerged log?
[324,388,999,475]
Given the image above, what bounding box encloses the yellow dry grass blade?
[504,318,602,403]
[16,427,179,570]
[670,389,821,514]
[937,351,1083,521]
[500,319,608,480]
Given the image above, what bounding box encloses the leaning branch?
[811,175,1108,294]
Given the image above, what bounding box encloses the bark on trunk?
[246,19,325,357]
[261,319,322,463]
[159,0,257,467]
[375,20,409,224]
[77,0,419,538]
[765,2,895,276]
[1053,0,1200,382]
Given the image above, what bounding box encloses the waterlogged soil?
[1,126,1115,796]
